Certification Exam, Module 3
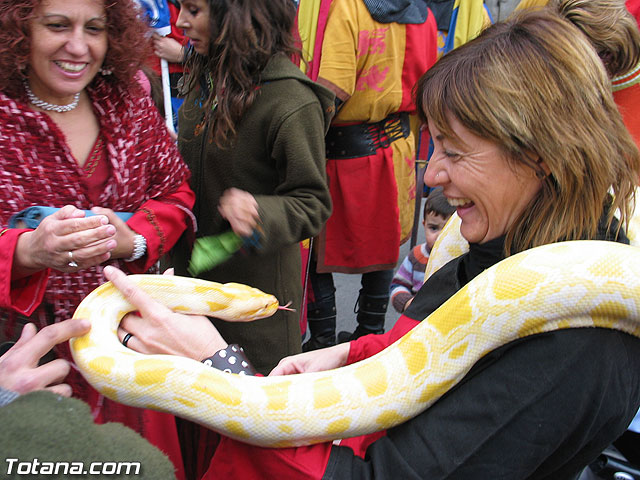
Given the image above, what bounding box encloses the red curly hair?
[0,0,152,98]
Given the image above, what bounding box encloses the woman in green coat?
[172,0,334,375]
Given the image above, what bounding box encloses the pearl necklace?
[24,81,80,113]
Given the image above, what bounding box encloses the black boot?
[302,291,337,352]
[302,333,336,352]
[303,260,338,352]
[337,292,388,343]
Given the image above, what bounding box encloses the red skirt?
[317,148,401,273]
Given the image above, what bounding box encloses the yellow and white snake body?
[428,207,640,280]
[70,239,640,447]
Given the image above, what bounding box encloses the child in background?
[390,187,455,313]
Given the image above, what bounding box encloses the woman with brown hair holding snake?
[5,7,640,480]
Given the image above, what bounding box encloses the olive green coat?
[175,54,334,373]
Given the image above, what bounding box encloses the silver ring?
[67,251,78,268]
[122,333,134,348]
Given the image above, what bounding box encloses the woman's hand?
[152,33,184,64]
[91,207,141,261]
[218,188,259,237]
[0,319,90,397]
[14,205,117,276]
[269,343,351,376]
[103,266,228,361]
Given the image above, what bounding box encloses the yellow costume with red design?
[315,0,438,272]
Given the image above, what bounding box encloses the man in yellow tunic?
[304,0,439,349]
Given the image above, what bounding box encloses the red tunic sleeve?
[0,229,49,315]
[200,317,422,479]
[346,314,420,364]
[203,436,332,480]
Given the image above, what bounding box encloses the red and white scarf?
[0,77,190,326]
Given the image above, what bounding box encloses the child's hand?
[403,297,414,311]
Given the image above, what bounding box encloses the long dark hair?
[182,0,299,148]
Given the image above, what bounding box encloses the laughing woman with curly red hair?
[0,0,194,476]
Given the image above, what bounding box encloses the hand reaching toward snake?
[1,319,90,397]
[269,343,350,376]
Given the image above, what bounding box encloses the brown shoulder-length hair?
[0,0,152,98]
[181,0,300,148]
[551,0,640,78]
[414,9,639,255]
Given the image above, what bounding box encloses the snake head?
[242,294,280,320]
[222,283,280,321]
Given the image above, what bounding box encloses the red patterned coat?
[0,78,194,326]
[0,77,194,478]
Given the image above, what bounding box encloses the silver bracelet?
[125,234,147,262]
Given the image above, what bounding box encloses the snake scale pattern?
[70,240,640,447]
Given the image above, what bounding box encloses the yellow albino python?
[71,240,640,448]
[427,207,640,282]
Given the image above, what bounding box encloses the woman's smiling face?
[424,114,543,244]
[28,0,107,104]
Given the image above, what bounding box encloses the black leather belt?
[325,112,411,160]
